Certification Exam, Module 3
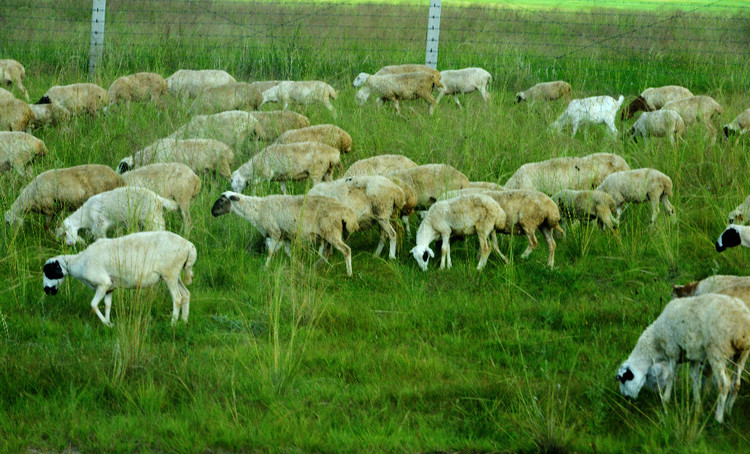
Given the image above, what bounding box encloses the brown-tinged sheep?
[39,83,108,115]
[275,124,352,154]
[661,95,723,145]
[0,59,28,101]
[189,82,264,115]
[628,109,686,145]
[515,81,572,103]
[343,154,418,178]
[596,168,675,224]
[0,131,47,175]
[0,98,33,131]
[355,72,442,115]
[249,110,310,141]
[107,72,168,107]
[552,189,619,233]
[621,85,693,120]
[168,110,261,151]
[118,138,235,181]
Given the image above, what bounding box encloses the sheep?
[716,224,750,252]
[43,231,196,326]
[661,95,724,146]
[0,131,48,175]
[107,72,168,108]
[352,64,442,87]
[0,99,34,131]
[387,164,470,209]
[275,124,352,154]
[230,141,340,194]
[210,192,360,276]
[354,72,443,115]
[117,138,235,181]
[121,163,201,229]
[596,168,675,224]
[166,69,236,98]
[259,81,338,116]
[672,275,750,299]
[551,95,625,138]
[552,189,619,233]
[434,67,492,107]
[411,194,507,271]
[468,181,503,191]
[5,164,126,228]
[615,293,750,423]
[168,110,260,151]
[514,81,572,104]
[55,186,179,245]
[504,152,630,196]
[28,101,70,127]
[249,80,285,94]
[39,83,109,115]
[621,85,694,120]
[309,175,407,259]
[722,107,750,144]
[0,87,15,103]
[726,194,750,225]
[343,154,418,178]
[249,110,310,141]
[189,82,264,115]
[0,59,29,101]
[627,109,686,145]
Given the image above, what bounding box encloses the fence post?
[88,0,107,78]
[425,0,441,69]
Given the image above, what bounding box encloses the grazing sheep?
[55,186,178,245]
[616,293,750,423]
[504,152,630,196]
[122,163,201,228]
[388,164,470,209]
[249,80,285,94]
[309,175,407,259]
[661,95,723,145]
[552,189,619,233]
[620,85,694,120]
[166,69,236,98]
[230,141,340,194]
[259,81,338,116]
[168,110,260,151]
[596,168,675,224]
[434,67,492,107]
[354,72,442,115]
[722,108,750,144]
[117,138,235,181]
[515,81,572,104]
[39,83,109,115]
[411,194,507,271]
[107,72,168,106]
[727,194,750,225]
[29,102,70,127]
[343,154,418,178]
[5,164,126,228]
[211,192,360,276]
[43,231,196,326]
[0,131,47,175]
[352,64,442,87]
[551,95,625,138]
[627,109,686,145]
[672,275,750,299]
[0,99,33,131]
[249,110,310,141]
[0,59,29,101]
[275,124,352,154]
[0,87,15,103]
[189,82,264,115]
[716,224,750,252]
[383,175,419,234]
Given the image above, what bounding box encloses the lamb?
[167,110,260,151]
[166,69,236,98]
[249,110,310,141]
[387,164,470,209]
[352,64,442,87]
[275,124,352,154]
[43,231,196,326]
[38,83,109,115]
[514,81,572,104]
[620,85,693,120]
[0,131,48,175]
[308,175,407,259]
[551,95,625,138]
[504,152,630,196]
[0,59,29,101]
[552,189,619,233]
[121,163,201,229]
[211,192,360,276]
[230,141,340,194]
[661,95,724,146]
[411,194,507,271]
[726,194,750,225]
[55,186,178,245]
[716,224,750,252]
[672,275,750,299]
[28,101,70,127]
[117,138,235,181]
[0,99,34,131]
[5,164,126,228]
[354,72,443,115]
[615,293,750,423]
[189,82,264,115]
[343,154,418,178]
[107,72,168,108]
[596,168,675,224]
[259,81,338,116]
[627,109,686,145]
[434,67,492,107]
[722,107,750,144]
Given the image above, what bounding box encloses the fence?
[2,0,749,93]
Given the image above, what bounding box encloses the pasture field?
[2,0,750,452]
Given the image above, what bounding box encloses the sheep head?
[514,92,526,104]
[352,73,370,88]
[616,361,647,399]
[671,281,699,298]
[716,225,743,252]
[211,192,239,217]
[43,257,68,295]
[621,96,649,120]
[410,245,434,271]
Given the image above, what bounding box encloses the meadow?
[2,0,750,452]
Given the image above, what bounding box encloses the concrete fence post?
[425,0,441,69]
[88,0,107,78]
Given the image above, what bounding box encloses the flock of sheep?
[3,56,750,423]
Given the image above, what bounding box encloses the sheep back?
[129,138,235,180]
[190,82,264,115]
[515,81,572,103]
[169,110,260,150]
[249,110,310,141]
[108,72,168,104]
[166,69,236,98]
[596,168,672,206]
[275,124,352,153]
[344,154,418,178]
[388,164,470,208]
[41,83,108,115]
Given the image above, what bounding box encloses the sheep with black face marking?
[0,131,47,176]
[168,110,261,151]
[107,72,168,108]
[722,108,750,144]
[259,81,338,116]
[0,59,29,101]
[716,224,750,252]
[627,109,686,145]
[621,85,693,120]
[249,110,310,141]
[43,231,196,326]
[434,67,492,107]
[515,81,572,104]
[661,95,723,146]
[166,69,236,99]
[615,293,750,423]
[343,154,418,178]
[354,71,443,116]
[275,124,352,154]
[0,98,33,131]
[39,83,108,115]
[552,189,619,233]
[596,168,675,224]
[726,194,750,226]
[189,82,264,115]
[117,138,235,181]
[29,102,70,127]
[551,95,624,138]
[211,192,360,276]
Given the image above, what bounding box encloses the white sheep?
[259,81,338,116]
[0,59,29,101]
[189,82,264,115]
[249,110,310,141]
[722,107,750,144]
[107,72,168,107]
[0,87,15,102]
[716,224,750,252]
[43,231,196,326]
[515,81,572,104]
[434,67,492,107]
[616,293,750,423]
[230,141,340,194]
[274,124,352,154]
[166,69,236,98]
[620,85,693,120]
[210,192,360,276]
[551,95,624,138]
[552,189,619,233]
[168,110,260,151]
[117,138,235,181]
[39,83,109,115]
[596,168,675,224]
[29,102,70,128]
[343,154,418,178]
[0,131,47,175]
[5,164,126,228]
[627,109,686,145]
[672,275,750,299]
[411,194,507,271]
[55,186,178,245]
[661,95,723,146]
[0,98,33,131]
[354,72,442,115]
[352,64,442,87]
[726,194,750,225]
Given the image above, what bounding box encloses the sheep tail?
[329,86,338,100]
[554,223,565,236]
[182,244,197,285]
[616,95,624,109]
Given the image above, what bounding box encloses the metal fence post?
[88,0,107,78]
[425,0,441,69]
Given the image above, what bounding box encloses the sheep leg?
[519,229,539,260]
[662,359,677,403]
[326,236,353,276]
[541,226,556,268]
[178,280,191,323]
[375,219,398,260]
[103,291,113,324]
[690,362,704,406]
[90,286,112,327]
[280,181,288,195]
[165,278,184,326]
[571,120,580,138]
[393,100,401,115]
[439,233,451,269]
[479,87,490,104]
[476,232,491,271]
[180,204,192,234]
[265,237,283,267]
[605,118,619,139]
[434,88,446,107]
[402,214,411,236]
[661,194,676,223]
[452,95,462,108]
[649,193,661,224]
[490,230,509,264]
[713,364,730,423]
[322,99,337,117]
[726,348,750,415]
[425,94,438,116]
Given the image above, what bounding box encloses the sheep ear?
[738,214,744,223]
